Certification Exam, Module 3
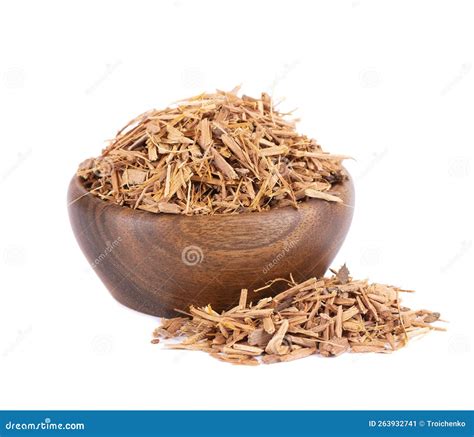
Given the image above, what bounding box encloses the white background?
[1,0,473,410]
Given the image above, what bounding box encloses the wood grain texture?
[68,172,355,317]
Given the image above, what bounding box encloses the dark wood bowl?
[68,173,354,317]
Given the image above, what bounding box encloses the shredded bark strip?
[77,87,347,215]
[152,265,443,365]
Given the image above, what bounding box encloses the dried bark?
[152,265,443,365]
[77,88,347,215]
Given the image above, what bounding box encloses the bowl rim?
[68,170,354,220]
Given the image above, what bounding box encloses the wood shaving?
[152,265,443,365]
[77,88,347,215]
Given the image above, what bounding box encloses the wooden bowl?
[68,173,354,317]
